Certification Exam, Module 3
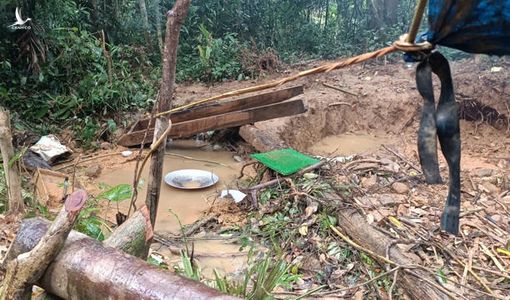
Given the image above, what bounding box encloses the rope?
[155,45,397,117]
[393,33,433,52]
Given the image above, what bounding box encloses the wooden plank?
[118,99,306,147]
[131,85,304,131]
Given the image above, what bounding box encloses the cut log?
[130,85,304,132]
[0,190,87,299]
[239,125,287,152]
[103,205,153,258]
[119,99,307,147]
[6,218,238,300]
[336,208,449,300]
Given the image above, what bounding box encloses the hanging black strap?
[415,51,462,235]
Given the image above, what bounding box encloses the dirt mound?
[257,57,510,153]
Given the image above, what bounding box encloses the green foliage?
[1,7,157,146]
[213,254,299,299]
[178,25,244,82]
[147,255,168,269]
[74,198,106,241]
[175,250,202,281]
[96,183,133,202]
[436,268,448,284]
[175,248,299,299]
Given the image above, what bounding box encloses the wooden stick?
[435,241,496,295]
[406,0,428,43]
[54,151,126,171]
[322,82,358,97]
[145,0,191,233]
[165,152,230,168]
[382,144,422,173]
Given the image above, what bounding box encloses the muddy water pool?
[97,147,242,234]
[308,133,392,156]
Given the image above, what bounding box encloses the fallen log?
[119,99,307,147]
[0,190,87,299]
[6,218,237,300]
[336,208,450,300]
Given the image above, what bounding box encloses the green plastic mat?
[250,148,320,176]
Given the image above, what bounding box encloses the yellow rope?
[156,46,397,118]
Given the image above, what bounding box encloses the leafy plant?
[147,255,168,269]
[213,253,300,299]
[178,25,244,82]
[74,198,106,241]
[175,250,202,281]
[96,183,133,202]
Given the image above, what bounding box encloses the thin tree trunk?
[145,0,191,232]
[89,0,99,30]
[369,0,384,28]
[0,108,23,214]
[324,0,330,30]
[384,0,399,26]
[154,0,164,56]
[138,0,153,51]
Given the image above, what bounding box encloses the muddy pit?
[92,144,250,278]
[98,147,242,234]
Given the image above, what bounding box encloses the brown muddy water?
[153,238,251,278]
[97,146,250,278]
[308,133,391,156]
[97,147,242,234]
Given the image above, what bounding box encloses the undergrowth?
[174,246,299,299]
[229,171,399,298]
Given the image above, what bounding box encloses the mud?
[308,134,392,156]
[154,238,249,279]
[3,56,507,297]
[96,148,242,234]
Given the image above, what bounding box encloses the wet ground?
[308,134,391,157]
[97,147,242,234]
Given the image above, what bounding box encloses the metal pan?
[164,169,219,190]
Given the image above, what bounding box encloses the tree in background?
[0,0,417,146]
